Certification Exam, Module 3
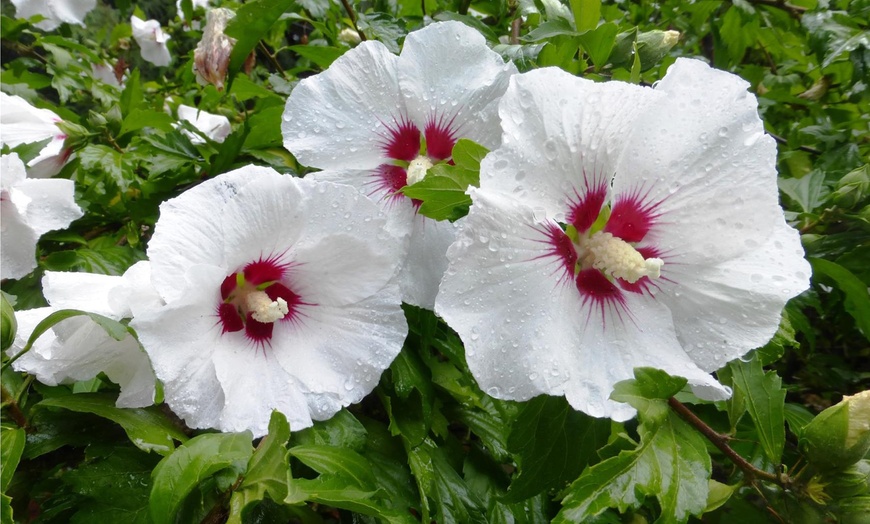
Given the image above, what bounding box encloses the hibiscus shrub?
[2,0,869,523]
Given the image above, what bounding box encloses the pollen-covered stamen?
[246,291,289,323]
[406,156,434,185]
[581,231,663,284]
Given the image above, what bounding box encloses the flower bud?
[826,460,870,500]
[801,391,870,470]
[832,164,869,209]
[1,293,16,352]
[194,8,236,91]
[338,27,361,45]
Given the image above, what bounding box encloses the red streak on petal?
[382,117,421,162]
[606,188,662,243]
[531,222,577,287]
[424,114,458,161]
[567,171,607,233]
[217,303,244,333]
[244,313,274,344]
[575,269,627,323]
[244,255,288,285]
[220,274,237,300]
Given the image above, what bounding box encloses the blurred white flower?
[1,154,82,280]
[11,0,96,31]
[130,166,408,437]
[282,21,517,309]
[7,263,159,407]
[91,62,123,88]
[0,92,71,178]
[131,15,172,67]
[436,59,811,420]
[176,105,231,144]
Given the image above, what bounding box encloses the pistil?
[581,231,663,284]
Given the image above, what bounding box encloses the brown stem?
[668,397,785,485]
[510,18,521,45]
[768,132,822,155]
[258,41,285,76]
[339,0,367,41]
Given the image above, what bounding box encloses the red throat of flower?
[216,255,305,346]
[370,113,460,204]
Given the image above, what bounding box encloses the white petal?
[43,0,95,26]
[42,271,124,317]
[221,176,402,306]
[109,261,164,319]
[131,16,172,67]
[9,308,156,407]
[662,217,810,371]
[282,41,402,170]
[0,202,39,280]
[130,264,228,430]
[480,68,655,222]
[147,166,270,302]
[0,92,63,148]
[437,189,727,420]
[614,58,782,265]
[400,214,456,310]
[270,279,406,423]
[15,177,83,235]
[177,105,231,144]
[397,21,517,150]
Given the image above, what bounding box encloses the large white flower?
[282,21,517,309]
[130,166,408,437]
[1,154,82,280]
[175,104,231,144]
[0,92,71,178]
[131,16,172,67]
[11,0,96,31]
[7,262,159,408]
[436,59,811,420]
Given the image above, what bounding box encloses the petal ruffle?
[282,41,402,170]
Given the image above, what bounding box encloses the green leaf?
[293,409,367,450]
[64,446,158,524]
[408,439,488,524]
[809,258,870,340]
[118,109,175,136]
[38,393,187,455]
[577,22,618,69]
[727,355,786,464]
[228,412,291,524]
[522,19,578,42]
[79,145,125,187]
[285,475,414,524]
[556,405,710,523]
[570,0,601,32]
[0,427,25,491]
[288,445,376,488]
[119,69,144,115]
[778,170,830,213]
[289,45,345,69]
[703,480,738,514]
[150,431,253,524]
[225,0,296,89]
[451,139,489,172]
[611,367,688,423]
[504,396,610,502]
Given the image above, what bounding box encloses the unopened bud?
[194,8,236,91]
[832,164,869,209]
[338,27,361,45]
[1,293,17,352]
[826,460,870,500]
[801,390,870,471]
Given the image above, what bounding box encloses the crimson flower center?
[216,257,303,345]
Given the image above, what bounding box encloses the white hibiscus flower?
[130,166,408,437]
[282,21,517,309]
[11,0,96,31]
[436,59,811,421]
[0,92,71,178]
[175,105,231,144]
[7,262,159,408]
[131,16,172,67]
[1,154,82,280]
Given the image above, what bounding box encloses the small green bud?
[826,460,870,500]
[832,164,870,209]
[56,120,92,149]
[1,293,17,352]
[610,29,680,71]
[801,391,870,471]
[838,496,870,524]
